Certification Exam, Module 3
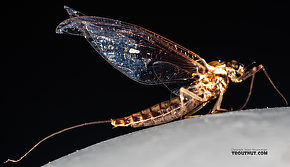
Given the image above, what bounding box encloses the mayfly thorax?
[4,5,288,165]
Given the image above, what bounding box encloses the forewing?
[152,61,197,95]
[64,5,86,18]
[56,7,207,85]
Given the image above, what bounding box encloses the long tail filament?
[3,120,111,164]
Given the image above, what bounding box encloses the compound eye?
[230,60,240,70]
[231,64,238,70]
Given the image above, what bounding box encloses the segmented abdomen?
[111,97,203,128]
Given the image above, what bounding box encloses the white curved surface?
[43,107,290,167]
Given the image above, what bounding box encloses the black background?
[1,1,289,167]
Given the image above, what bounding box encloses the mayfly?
[4,5,287,164]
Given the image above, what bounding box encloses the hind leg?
[183,101,209,119]
[179,87,207,118]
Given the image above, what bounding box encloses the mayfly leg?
[211,93,224,114]
[183,101,209,119]
[211,92,233,114]
[238,64,288,110]
[179,87,205,119]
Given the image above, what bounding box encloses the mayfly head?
[225,60,245,83]
[207,60,245,83]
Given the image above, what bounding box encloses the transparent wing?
[152,61,197,95]
[56,6,207,86]
[64,5,86,18]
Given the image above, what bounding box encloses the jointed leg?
[184,101,209,119]
[179,87,206,119]
[211,92,232,114]
[180,87,203,102]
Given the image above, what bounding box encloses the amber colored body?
[3,6,288,165]
[111,97,203,127]
[111,60,232,128]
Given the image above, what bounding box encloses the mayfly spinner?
[4,5,287,164]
